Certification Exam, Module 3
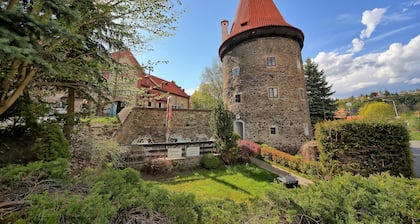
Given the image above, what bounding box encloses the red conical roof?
[219,0,304,58]
[229,0,294,39]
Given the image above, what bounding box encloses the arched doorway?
[234,120,245,139]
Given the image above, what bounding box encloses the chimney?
[221,20,229,41]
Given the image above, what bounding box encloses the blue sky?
[135,0,420,98]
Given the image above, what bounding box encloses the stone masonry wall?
[115,108,212,145]
[222,36,312,151]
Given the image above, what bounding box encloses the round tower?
[219,0,312,150]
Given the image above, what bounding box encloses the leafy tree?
[210,101,239,164]
[304,59,336,125]
[0,0,182,117]
[191,83,219,109]
[358,102,396,121]
[191,58,222,109]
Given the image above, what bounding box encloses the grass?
[159,164,278,203]
[81,116,119,124]
[410,131,420,140]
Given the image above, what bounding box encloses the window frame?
[269,126,277,135]
[268,87,279,98]
[232,66,240,76]
[267,56,276,66]
[234,94,241,103]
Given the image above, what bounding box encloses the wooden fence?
[121,141,216,169]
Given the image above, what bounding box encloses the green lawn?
[159,164,278,203]
[410,131,420,140]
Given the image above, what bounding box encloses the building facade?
[106,50,190,114]
[219,0,312,150]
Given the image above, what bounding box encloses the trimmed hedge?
[315,120,413,177]
[261,145,320,177]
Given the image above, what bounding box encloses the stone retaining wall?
[115,108,213,145]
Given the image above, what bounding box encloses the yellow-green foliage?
[83,116,119,124]
[315,120,413,177]
[358,102,396,121]
[90,138,122,168]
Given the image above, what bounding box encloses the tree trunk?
[63,87,75,139]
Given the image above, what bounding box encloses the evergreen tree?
[0,0,182,117]
[210,101,239,164]
[304,59,336,125]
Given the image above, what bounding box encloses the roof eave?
[219,25,304,60]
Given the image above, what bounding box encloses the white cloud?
[349,38,365,53]
[360,8,387,39]
[406,78,420,84]
[314,34,420,97]
[185,87,197,96]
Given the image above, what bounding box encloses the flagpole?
[165,96,172,142]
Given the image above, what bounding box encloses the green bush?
[201,154,220,169]
[12,167,204,224]
[261,173,420,223]
[32,123,70,161]
[0,158,69,185]
[315,120,413,177]
[359,102,396,121]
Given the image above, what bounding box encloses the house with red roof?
[106,50,190,114]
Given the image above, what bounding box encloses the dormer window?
[232,66,240,76]
[241,21,248,27]
[267,57,276,66]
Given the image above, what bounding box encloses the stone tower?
[219,0,312,150]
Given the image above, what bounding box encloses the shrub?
[201,154,220,169]
[32,123,70,161]
[0,158,69,185]
[90,138,123,168]
[315,120,413,177]
[143,158,173,174]
[237,139,261,161]
[358,102,396,121]
[261,173,420,223]
[260,145,320,177]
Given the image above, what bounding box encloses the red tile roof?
[138,74,190,98]
[226,0,297,42]
[110,50,189,99]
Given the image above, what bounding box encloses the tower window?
[232,66,240,76]
[235,94,241,103]
[297,60,302,70]
[270,126,277,135]
[299,88,305,100]
[268,87,279,98]
[267,57,276,66]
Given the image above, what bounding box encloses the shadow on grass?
[162,164,277,196]
[202,172,252,196]
[228,163,278,182]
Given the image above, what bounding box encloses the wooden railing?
[121,141,216,169]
